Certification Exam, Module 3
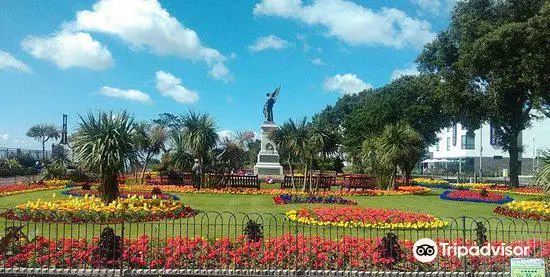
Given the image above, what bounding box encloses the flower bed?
[121,185,430,196]
[273,194,357,205]
[411,178,454,189]
[440,190,513,204]
[62,189,180,200]
[0,180,73,197]
[462,183,545,196]
[1,195,196,223]
[494,201,550,221]
[286,207,448,230]
[1,235,546,271]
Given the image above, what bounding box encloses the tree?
[213,138,247,174]
[339,75,450,172]
[417,0,550,187]
[361,136,394,189]
[134,122,167,184]
[72,111,136,203]
[26,124,60,159]
[270,121,299,189]
[309,121,340,190]
[167,130,194,171]
[376,123,423,190]
[180,111,219,189]
[532,149,550,200]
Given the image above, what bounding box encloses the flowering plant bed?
[462,183,544,196]
[494,201,550,221]
[273,194,357,205]
[411,178,454,189]
[286,207,448,230]
[121,185,429,196]
[1,195,196,223]
[1,235,546,271]
[0,180,73,197]
[440,190,513,204]
[61,189,180,200]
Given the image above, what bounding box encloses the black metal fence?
[0,211,549,276]
[0,147,51,160]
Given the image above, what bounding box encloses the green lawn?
[0,188,547,241]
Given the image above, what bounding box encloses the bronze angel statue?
[263,86,280,122]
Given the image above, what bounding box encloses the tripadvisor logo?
[413,238,530,263]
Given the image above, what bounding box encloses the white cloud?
[410,0,457,15]
[155,71,199,104]
[72,0,231,81]
[217,130,234,141]
[21,31,113,70]
[249,35,290,52]
[391,64,420,80]
[0,134,9,141]
[0,51,31,73]
[99,86,152,104]
[311,58,325,65]
[254,0,435,49]
[323,73,372,95]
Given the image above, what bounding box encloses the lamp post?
[532,137,536,173]
[479,126,483,183]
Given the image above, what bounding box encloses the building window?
[446,137,450,151]
[461,134,475,149]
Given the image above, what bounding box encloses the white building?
[427,123,533,176]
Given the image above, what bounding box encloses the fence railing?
[0,211,549,276]
[0,147,51,160]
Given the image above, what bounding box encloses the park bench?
[223,174,260,189]
[340,174,377,191]
[156,171,192,186]
[281,175,334,191]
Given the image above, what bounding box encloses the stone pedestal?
[253,122,284,180]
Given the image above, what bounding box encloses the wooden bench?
[340,174,376,190]
[281,175,310,190]
[156,171,192,186]
[281,175,334,191]
[223,175,260,189]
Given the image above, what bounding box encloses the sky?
[0,0,548,153]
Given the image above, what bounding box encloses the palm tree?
[309,122,340,191]
[377,122,423,190]
[180,111,219,189]
[532,149,550,200]
[26,124,60,159]
[270,121,297,189]
[291,118,311,192]
[72,111,136,202]
[167,130,194,171]
[361,136,394,188]
[135,123,167,184]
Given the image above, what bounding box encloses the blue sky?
[1,0,546,152]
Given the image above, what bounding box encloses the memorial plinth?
[253,122,284,179]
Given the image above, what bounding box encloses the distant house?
[427,123,536,176]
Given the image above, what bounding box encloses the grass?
[0,187,547,241]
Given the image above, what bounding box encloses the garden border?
[0,268,528,277]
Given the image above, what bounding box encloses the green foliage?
[40,162,67,180]
[72,111,136,202]
[532,149,550,200]
[133,122,167,184]
[416,0,550,186]
[26,124,60,156]
[361,123,423,189]
[316,75,450,168]
[0,159,24,177]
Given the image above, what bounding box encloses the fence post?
[461,216,468,277]
[120,220,125,277]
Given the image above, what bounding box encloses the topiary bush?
[244,220,263,242]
